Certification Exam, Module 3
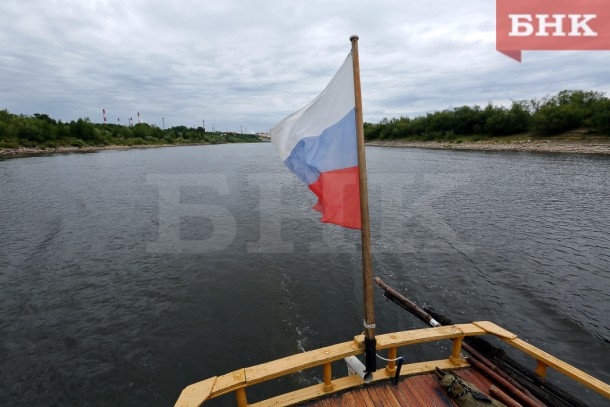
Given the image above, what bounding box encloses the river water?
[1,144,608,406]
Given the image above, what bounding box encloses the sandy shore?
[367,138,610,155]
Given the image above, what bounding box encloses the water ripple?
[1,146,609,406]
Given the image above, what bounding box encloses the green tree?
[588,99,610,134]
[70,118,96,142]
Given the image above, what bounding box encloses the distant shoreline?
[367,137,610,155]
[0,143,239,158]
[3,137,610,158]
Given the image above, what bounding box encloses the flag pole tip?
[350,35,359,42]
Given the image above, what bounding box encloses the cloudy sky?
[1,0,609,133]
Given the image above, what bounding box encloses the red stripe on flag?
[308,166,361,229]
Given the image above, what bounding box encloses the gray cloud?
[1,0,609,132]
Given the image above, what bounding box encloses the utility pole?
[162,117,165,129]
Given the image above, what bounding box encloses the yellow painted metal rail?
[175,321,610,407]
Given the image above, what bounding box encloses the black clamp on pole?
[393,357,404,385]
[364,337,377,374]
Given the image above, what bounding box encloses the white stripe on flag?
[270,53,355,162]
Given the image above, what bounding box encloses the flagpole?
[350,35,376,374]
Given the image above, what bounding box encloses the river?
[1,144,608,406]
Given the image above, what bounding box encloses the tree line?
[3,89,609,150]
[0,110,260,149]
[364,90,610,141]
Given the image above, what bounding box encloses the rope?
[376,353,403,362]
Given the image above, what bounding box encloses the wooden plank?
[397,358,470,375]
[251,377,359,407]
[174,377,217,407]
[371,384,395,407]
[329,397,341,407]
[341,391,358,407]
[352,324,485,351]
[505,337,610,398]
[378,384,398,406]
[325,396,338,407]
[388,379,412,406]
[368,385,383,405]
[412,375,448,407]
[245,341,360,385]
[209,369,246,398]
[399,375,430,406]
[380,384,403,407]
[375,324,486,349]
[312,398,326,407]
[331,398,342,407]
[352,388,375,407]
[473,321,517,339]
[396,380,419,406]
[320,398,333,407]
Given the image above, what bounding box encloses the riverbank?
[0,142,246,157]
[3,136,610,157]
[367,136,610,155]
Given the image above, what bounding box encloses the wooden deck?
[305,368,493,407]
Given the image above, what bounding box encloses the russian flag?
[270,54,361,229]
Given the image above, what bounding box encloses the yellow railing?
[175,321,610,407]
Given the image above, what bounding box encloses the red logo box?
[496,0,610,61]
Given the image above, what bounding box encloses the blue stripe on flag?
[283,108,357,186]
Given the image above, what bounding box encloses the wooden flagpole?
[350,35,376,373]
